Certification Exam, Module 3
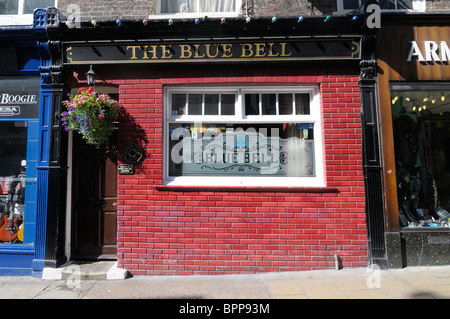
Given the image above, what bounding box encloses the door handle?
[112,202,117,207]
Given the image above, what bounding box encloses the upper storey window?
[337,0,425,11]
[0,0,56,25]
[157,0,242,17]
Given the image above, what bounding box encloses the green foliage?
[61,87,118,146]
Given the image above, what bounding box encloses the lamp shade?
[86,65,97,86]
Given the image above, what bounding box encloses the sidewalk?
[0,264,449,299]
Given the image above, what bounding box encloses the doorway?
[70,129,118,260]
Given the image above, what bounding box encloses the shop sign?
[63,38,361,65]
[0,92,39,118]
[406,40,450,63]
[118,164,134,175]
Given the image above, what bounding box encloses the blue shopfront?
[0,9,57,276]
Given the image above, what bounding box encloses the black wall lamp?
[86,65,97,86]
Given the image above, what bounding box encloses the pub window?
[337,0,425,11]
[164,86,324,187]
[157,0,242,16]
[391,87,450,229]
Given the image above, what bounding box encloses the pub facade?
[38,3,382,276]
[0,1,385,276]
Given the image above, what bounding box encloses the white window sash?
[155,0,242,18]
[163,86,325,187]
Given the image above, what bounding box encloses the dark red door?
[71,130,118,260]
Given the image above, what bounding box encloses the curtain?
[162,0,236,13]
[0,0,19,15]
[23,0,55,14]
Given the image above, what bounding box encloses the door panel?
[71,130,118,260]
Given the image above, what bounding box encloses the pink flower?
[99,114,105,119]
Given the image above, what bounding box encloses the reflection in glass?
[23,0,55,14]
[221,94,235,115]
[172,94,186,116]
[279,94,293,115]
[391,89,450,229]
[0,121,27,244]
[169,123,315,177]
[262,94,276,115]
[0,0,18,15]
[205,94,219,115]
[188,94,202,115]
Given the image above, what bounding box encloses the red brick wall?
[112,66,368,275]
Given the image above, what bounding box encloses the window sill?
[0,15,33,26]
[155,185,339,193]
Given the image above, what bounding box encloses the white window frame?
[155,0,242,18]
[163,85,325,187]
[337,0,425,11]
[0,0,57,26]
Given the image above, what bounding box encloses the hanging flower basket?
[61,87,118,146]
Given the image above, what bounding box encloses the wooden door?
[71,130,118,260]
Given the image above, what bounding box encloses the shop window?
[165,86,324,187]
[391,88,450,228]
[0,0,55,25]
[0,77,39,245]
[0,121,28,244]
[157,0,241,17]
[337,0,424,11]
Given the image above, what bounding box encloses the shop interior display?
[392,90,450,228]
[0,174,24,243]
[0,122,27,244]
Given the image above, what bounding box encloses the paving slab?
[83,274,271,299]
[0,277,51,299]
[1,265,449,300]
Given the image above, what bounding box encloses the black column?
[44,8,68,268]
[359,28,387,267]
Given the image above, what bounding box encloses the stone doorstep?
[42,261,128,281]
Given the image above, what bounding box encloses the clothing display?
[393,98,450,229]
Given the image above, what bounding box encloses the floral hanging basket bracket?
[61,87,119,146]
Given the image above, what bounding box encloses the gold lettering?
[66,46,73,63]
[280,43,292,57]
[267,43,280,57]
[127,46,140,60]
[221,44,233,58]
[240,43,253,58]
[205,44,220,58]
[179,45,192,59]
[193,45,205,58]
[142,46,158,59]
[255,43,266,57]
[161,45,173,59]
